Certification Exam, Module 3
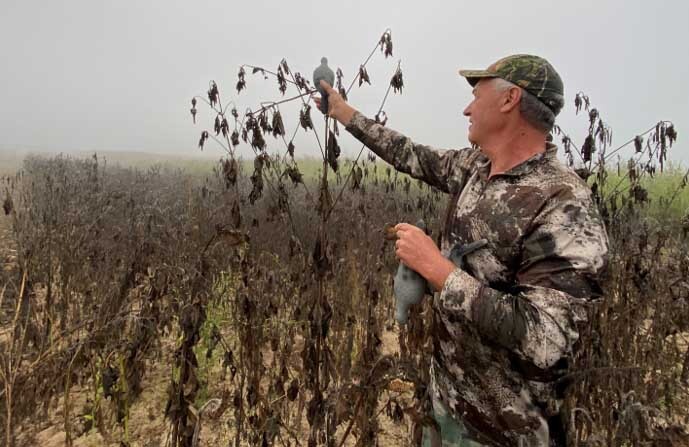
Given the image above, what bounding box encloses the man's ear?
[500,86,522,113]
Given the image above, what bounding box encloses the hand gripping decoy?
[393,220,487,325]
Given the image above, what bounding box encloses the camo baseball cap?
[459,54,565,116]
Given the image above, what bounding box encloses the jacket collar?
[477,142,558,180]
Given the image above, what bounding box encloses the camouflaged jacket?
[346,112,609,446]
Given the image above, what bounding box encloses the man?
[315,54,609,446]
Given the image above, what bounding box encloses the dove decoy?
[313,57,335,114]
[393,222,488,325]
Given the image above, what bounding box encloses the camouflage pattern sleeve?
[345,111,477,193]
[436,184,609,373]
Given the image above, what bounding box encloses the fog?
[1,0,687,166]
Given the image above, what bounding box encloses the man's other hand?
[394,223,456,291]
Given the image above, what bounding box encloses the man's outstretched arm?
[315,80,476,194]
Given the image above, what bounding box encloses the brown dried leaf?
[286,379,299,402]
[222,158,238,187]
[2,195,12,215]
[284,165,303,185]
[216,228,247,246]
[277,65,287,95]
[390,66,404,94]
[207,81,219,107]
[582,135,596,162]
[379,31,393,58]
[667,124,678,146]
[299,104,313,131]
[358,65,371,87]
[294,72,308,91]
[236,67,246,93]
[326,130,340,172]
[198,130,209,150]
[214,115,221,135]
[271,110,285,137]
[383,223,397,240]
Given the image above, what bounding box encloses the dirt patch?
[10,318,413,447]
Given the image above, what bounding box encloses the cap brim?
[458,69,497,87]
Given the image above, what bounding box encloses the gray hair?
[492,78,556,133]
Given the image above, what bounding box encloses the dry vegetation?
[1,30,689,447]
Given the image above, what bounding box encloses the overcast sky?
[1,0,688,167]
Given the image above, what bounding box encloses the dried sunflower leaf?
[383,223,398,240]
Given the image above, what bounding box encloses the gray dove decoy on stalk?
[313,57,335,114]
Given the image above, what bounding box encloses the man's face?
[463,78,506,146]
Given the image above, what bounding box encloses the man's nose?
[462,104,471,117]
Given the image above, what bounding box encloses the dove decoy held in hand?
[393,220,488,325]
[313,57,335,114]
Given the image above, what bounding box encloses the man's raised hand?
[313,80,356,126]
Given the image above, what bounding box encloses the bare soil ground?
[14,330,412,447]
[1,213,414,446]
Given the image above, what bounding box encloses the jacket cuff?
[344,111,367,132]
